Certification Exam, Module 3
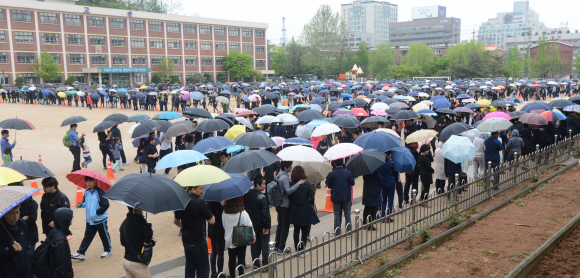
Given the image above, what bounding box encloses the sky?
[179,0,579,46]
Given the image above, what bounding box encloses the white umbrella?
[311,123,341,137]
[256,116,280,125]
[294,161,332,184]
[323,143,363,161]
[277,146,325,162]
[308,104,323,112]
[443,135,476,164]
[418,92,429,97]
[460,128,481,142]
[491,87,501,90]
[276,114,299,126]
[547,81,558,85]
[421,100,433,106]
[76,91,86,97]
[234,117,254,130]
[477,118,513,132]
[371,103,389,111]
[462,98,476,103]
[127,123,140,134]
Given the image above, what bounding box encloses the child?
[80,137,92,168]
[3,146,11,164]
[112,138,124,172]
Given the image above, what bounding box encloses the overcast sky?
[180,0,579,45]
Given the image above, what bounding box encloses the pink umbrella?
[417,138,433,152]
[323,143,363,161]
[332,109,355,116]
[265,87,272,90]
[371,110,387,116]
[270,136,285,147]
[382,86,390,90]
[340,84,347,88]
[248,94,261,102]
[482,111,511,121]
[181,92,191,100]
[66,170,112,192]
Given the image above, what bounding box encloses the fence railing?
[220,134,580,278]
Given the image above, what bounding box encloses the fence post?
[411,189,417,223]
[268,241,276,278]
[554,135,558,165]
[354,209,360,261]
[485,161,492,190]
[454,173,460,210]
[536,144,541,169]
[513,152,518,184]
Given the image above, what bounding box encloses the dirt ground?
[528,219,580,277]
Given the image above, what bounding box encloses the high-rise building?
[389,17,461,58]
[478,0,546,48]
[341,0,398,50]
[505,26,580,54]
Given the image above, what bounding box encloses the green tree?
[574,51,580,75]
[151,74,162,84]
[270,48,288,76]
[203,73,212,80]
[14,77,27,88]
[504,47,523,78]
[223,51,258,81]
[547,41,570,77]
[403,43,434,74]
[156,56,174,81]
[356,40,369,72]
[64,76,77,86]
[186,73,206,84]
[532,34,550,78]
[341,51,357,73]
[286,37,304,75]
[217,72,227,82]
[33,51,62,83]
[368,41,395,79]
[392,64,423,79]
[169,75,180,84]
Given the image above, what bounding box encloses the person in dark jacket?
[404,142,420,204]
[325,159,355,236]
[120,206,154,278]
[316,135,333,155]
[245,175,272,269]
[18,193,38,258]
[0,205,32,278]
[444,158,462,201]
[145,137,159,173]
[98,131,115,169]
[207,201,225,278]
[45,207,74,278]
[361,170,381,229]
[520,125,535,157]
[110,124,128,165]
[274,123,288,138]
[40,177,70,236]
[566,113,580,136]
[417,145,434,201]
[484,132,504,188]
[288,166,319,252]
[377,151,397,222]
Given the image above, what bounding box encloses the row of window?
[5,10,264,37]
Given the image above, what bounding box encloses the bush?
[14,77,27,88]
[151,74,162,84]
[217,72,227,82]
[64,76,77,86]
[186,73,206,84]
[203,73,212,80]
[169,75,181,84]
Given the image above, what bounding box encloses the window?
[168,56,181,65]
[88,16,104,27]
[90,36,105,46]
[200,25,211,34]
[242,28,252,37]
[215,26,225,35]
[0,31,6,42]
[50,53,60,64]
[256,60,265,67]
[15,32,34,43]
[167,22,180,32]
[19,73,36,84]
[201,57,212,65]
[41,33,59,44]
[229,42,239,51]
[13,10,32,22]
[0,73,8,85]
[91,54,106,65]
[131,37,145,48]
[256,30,264,38]
[434,49,442,55]
[149,21,162,31]
[113,55,127,65]
[256,45,265,53]
[200,41,211,50]
[168,39,180,49]
[17,52,35,64]
[229,27,239,36]
[184,24,196,33]
[111,37,126,47]
[40,12,57,24]
[130,19,144,30]
[151,56,162,65]
[0,9,4,21]
[68,54,84,64]
[216,42,225,51]
[185,56,197,65]
[132,55,146,65]
[215,57,224,66]
[67,34,83,45]
[150,38,163,48]
[69,73,85,84]
[0,52,7,63]
[243,43,252,52]
[184,40,196,49]
[65,14,81,26]
[110,18,124,29]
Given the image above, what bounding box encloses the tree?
[270,48,288,76]
[203,73,212,80]
[356,40,369,72]
[156,56,174,81]
[532,34,550,78]
[286,37,304,75]
[392,64,423,79]
[368,41,395,79]
[151,74,162,84]
[14,77,27,88]
[223,51,258,81]
[504,47,523,78]
[217,72,227,82]
[169,75,180,84]
[574,51,580,76]
[547,41,570,77]
[186,73,206,84]
[403,43,433,75]
[33,51,62,83]
[64,76,77,86]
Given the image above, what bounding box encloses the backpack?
[62,130,74,148]
[31,238,63,278]
[266,179,285,207]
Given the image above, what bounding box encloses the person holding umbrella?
[417,145,434,201]
[120,206,154,278]
[1,130,16,162]
[377,150,397,223]
[484,132,504,190]
[403,142,420,204]
[110,124,128,166]
[68,124,85,172]
[325,159,355,236]
[0,205,32,278]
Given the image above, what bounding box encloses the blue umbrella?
[159,112,182,120]
[42,89,51,96]
[217,114,235,119]
[135,92,146,100]
[407,92,419,97]
[306,119,331,128]
[417,109,437,116]
[390,147,415,173]
[226,145,248,154]
[550,109,567,121]
[507,98,523,104]
[353,131,401,152]
[283,137,313,146]
[192,136,235,154]
[0,187,40,218]
[117,88,128,93]
[341,93,353,99]
[202,173,253,202]
[190,91,204,101]
[90,93,100,99]
[430,95,446,102]
[456,94,471,99]
[310,97,325,105]
[241,95,250,102]
[222,85,230,90]
[154,150,208,170]
[442,135,475,164]
[320,89,330,94]
[432,99,452,109]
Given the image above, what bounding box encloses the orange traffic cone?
[155,105,159,112]
[99,103,103,109]
[33,100,36,105]
[106,158,117,179]
[178,106,182,113]
[31,155,43,195]
[22,100,25,105]
[207,237,212,254]
[0,98,2,103]
[66,102,69,107]
[320,188,333,213]
[121,104,124,110]
[75,186,84,204]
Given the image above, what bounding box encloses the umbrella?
[132,135,160,147]
[439,122,470,142]
[293,161,332,184]
[360,116,389,128]
[453,107,473,113]
[183,108,213,119]
[216,96,230,104]
[131,120,160,138]
[390,147,416,173]
[549,99,573,109]
[371,103,389,111]
[350,108,368,117]
[174,165,231,187]
[159,111,182,120]
[127,114,150,122]
[390,110,420,121]
[483,112,511,121]
[353,131,401,152]
[297,110,324,122]
[104,114,129,124]
[0,167,27,186]
[256,116,280,125]
[104,173,191,214]
[276,114,299,126]
[283,137,313,146]
[61,116,88,127]
[311,123,341,137]
[224,125,247,140]
[234,132,277,148]
[192,137,235,154]
[333,109,355,117]
[443,135,476,164]
[519,113,549,125]
[332,115,360,128]
[0,186,40,217]
[406,129,438,144]
[323,143,363,161]
[66,170,112,192]
[222,150,280,173]
[154,150,208,170]
[475,99,491,105]
[432,99,451,109]
[541,110,566,123]
[345,150,386,178]
[508,111,527,119]
[521,102,553,113]
[412,103,430,112]
[196,119,230,133]
[93,121,118,133]
[277,146,325,162]
[202,174,253,202]
[0,119,35,130]
[157,120,173,133]
[163,123,194,138]
[477,118,513,132]
[563,105,580,112]
[3,160,54,179]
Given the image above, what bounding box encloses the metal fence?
[220,134,580,278]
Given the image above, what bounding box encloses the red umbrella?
[350,108,369,117]
[66,170,112,192]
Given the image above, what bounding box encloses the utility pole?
[472,24,477,41]
[281,17,287,48]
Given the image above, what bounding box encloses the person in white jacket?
[433,141,446,194]
[222,197,255,278]
[472,134,487,181]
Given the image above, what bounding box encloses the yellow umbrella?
[224,125,246,140]
[412,103,430,112]
[0,166,27,186]
[509,84,517,87]
[139,85,147,90]
[57,92,67,98]
[405,129,438,144]
[476,99,491,105]
[174,165,231,187]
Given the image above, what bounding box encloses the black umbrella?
[253,106,275,115]
[182,107,212,119]
[549,99,573,109]
[104,173,191,214]
[222,150,280,173]
[508,110,527,119]
[60,116,88,127]
[0,118,35,130]
[131,120,160,138]
[297,110,324,122]
[93,121,118,133]
[196,119,230,133]
[157,120,174,133]
[382,98,397,105]
[436,108,457,115]
[164,123,196,138]
[215,117,234,127]
[104,114,129,124]
[439,122,469,142]
[389,110,420,121]
[345,150,386,178]
[3,160,55,179]
[360,116,390,128]
[116,91,127,98]
[234,132,277,148]
[331,115,360,128]
[569,96,580,104]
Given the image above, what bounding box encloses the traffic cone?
[75,186,84,204]
[121,104,124,110]
[207,237,212,254]
[33,100,36,105]
[99,103,103,109]
[320,188,333,213]
[66,102,69,107]
[106,158,117,179]
[178,106,182,113]
[155,105,159,112]
[23,99,25,105]
[31,155,43,195]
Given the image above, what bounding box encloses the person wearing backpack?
[34,207,74,278]
[271,161,300,254]
[67,124,85,172]
[120,206,154,278]
[222,197,255,278]
[0,204,32,278]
